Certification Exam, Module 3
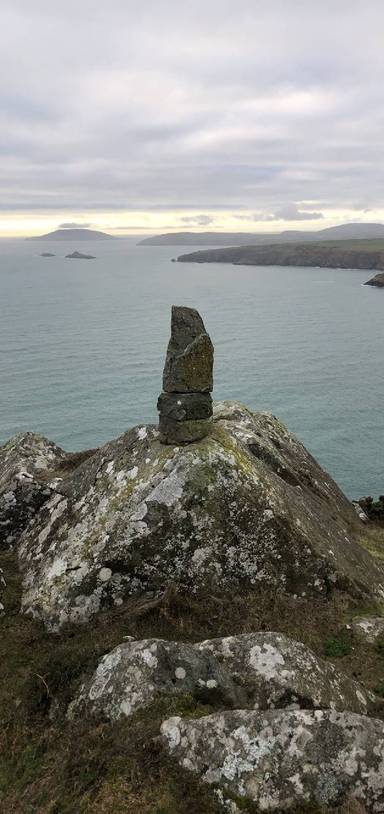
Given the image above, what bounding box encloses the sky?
[1,0,384,236]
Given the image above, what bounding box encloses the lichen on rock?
[161,709,384,811]
[13,402,384,630]
[68,631,373,723]
[0,432,68,550]
[68,637,246,722]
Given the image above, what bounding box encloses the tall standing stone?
[158,306,214,443]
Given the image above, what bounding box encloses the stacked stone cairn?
[157,306,214,443]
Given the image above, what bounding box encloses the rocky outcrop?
[69,632,373,722]
[364,272,384,287]
[161,709,384,811]
[65,251,96,259]
[15,401,384,630]
[358,495,384,522]
[157,306,213,443]
[68,638,246,722]
[350,617,384,644]
[177,242,384,272]
[196,632,373,714]
[0,432,67,549]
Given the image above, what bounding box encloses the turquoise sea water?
[0,237,383,498]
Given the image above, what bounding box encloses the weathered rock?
[0,432,68,549]
[68,632,372,724]
[68,638,246,721]
[0,566,6,614]
[14,403,384,630]
[157,392,213,422]
[158,416,211,444]
[350,617,384,644]
[162,306,214,394]
[196,632,373,714]
[364,272,384,288]
[161,709,384,811]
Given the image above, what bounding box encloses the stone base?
[157,392,212,422]
[159,416,211,444]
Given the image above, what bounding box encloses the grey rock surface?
[157,392,213,422]
[159,306,214,443]
[15,402,384,630]
[364,272,384,287]
[162,306,214,394]
[69,632,372,722]
[68,638,246,721]
[196,631,373,714]
[161,709,384,811]
[350,617,384,644]
[0,432,67,549]
[0,566,5,614]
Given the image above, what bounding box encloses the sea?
[0,237,383,499]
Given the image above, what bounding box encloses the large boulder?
[16,402,384,629]
[68,632,373,722]
[68,638,246,722]
[0,432,68,549]
[161,709,384,811]
[196,632,373,714]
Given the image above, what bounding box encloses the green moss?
[324,630,352,658]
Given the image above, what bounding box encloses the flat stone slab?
[157,392,213,422]
[158,416,211,444]
[161,709,384,811]
[350,616,384,644]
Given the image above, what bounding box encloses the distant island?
[364,272,384,288]
[40,252,55,257]
[177,238,384,273]
[139,222,384,247]
[27,228,114,241]
[65,251,96,260]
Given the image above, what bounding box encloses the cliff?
[177,239,384,271]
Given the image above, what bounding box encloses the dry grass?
[1,526,384,813]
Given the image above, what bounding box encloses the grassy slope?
[1,525,384,814]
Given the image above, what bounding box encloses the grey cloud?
[269,204,324,222]
[180,214,214,226]
[59,222,92,228]
[0,1,384,219]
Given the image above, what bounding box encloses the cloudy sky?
[1,0,384,235]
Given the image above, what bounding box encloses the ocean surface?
[0,237,383,499]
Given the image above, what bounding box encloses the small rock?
[161,709,384,811]
[364,272,384,288]
[65,251,96,260]
[350,616,384,644]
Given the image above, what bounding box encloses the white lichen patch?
[161,709,384,811]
